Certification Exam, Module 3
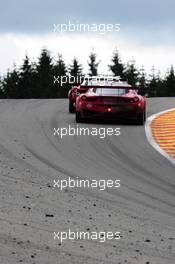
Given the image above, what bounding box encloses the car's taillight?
[131,96,140,103]
[81,95,87,101]
[73,88,77,94]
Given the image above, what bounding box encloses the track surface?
[0,98,175,264]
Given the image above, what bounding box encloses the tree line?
[0,48,175,98]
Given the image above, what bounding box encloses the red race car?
[68,76,121,113]
[75,81,146,125]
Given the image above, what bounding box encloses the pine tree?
[3,67,20,98]
[138,66,147,95]
[148,67,158,97]
[0,76,4,98]
[88,52,100,76]
[53,54,67,98]
[155,71,164,97]
[125,60,139,86]
[69,58,83,85]
[69,58,82,77]
[36,49,53,98]
[18,55,37,98]
[165,66,175,96]
[108,49,125,78]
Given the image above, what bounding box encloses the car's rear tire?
[136,111,146,125]
[76,111,83,123]
[69,100,75,113]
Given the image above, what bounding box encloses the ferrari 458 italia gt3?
[75,81,146,125]
[68,76,121,113]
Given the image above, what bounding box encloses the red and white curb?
[145,108,175,166]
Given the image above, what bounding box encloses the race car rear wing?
[79,85,136,89]
[80,77,132,87]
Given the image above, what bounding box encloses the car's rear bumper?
[81,106,144,120]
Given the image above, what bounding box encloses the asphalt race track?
[0,98,175,264]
